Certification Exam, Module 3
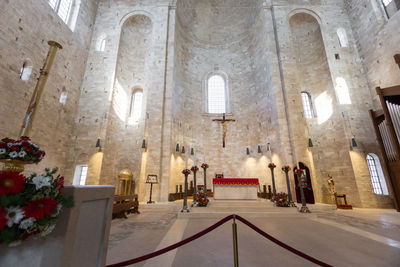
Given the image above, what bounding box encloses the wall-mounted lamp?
[308,138,313,148]
[246,147,250,155]
[190,148,194,155]
[182,146,185,153]
[141,139,146,149]
[95,138,101,151]
[257,145,262,153]
[176,143,180,152]
[351,137,357,147]
[266,142,271,151]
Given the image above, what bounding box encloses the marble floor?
[106,200,400,267]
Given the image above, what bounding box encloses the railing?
[106,214,332,267]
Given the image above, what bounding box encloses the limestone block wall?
[0,0,98,174]
[345,0,400,106]
[272,0,392,208]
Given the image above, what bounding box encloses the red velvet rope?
[106,215,233,267]
[235,215,333,267]
[106,214,332,267]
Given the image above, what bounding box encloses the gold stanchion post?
[19,41,63,137]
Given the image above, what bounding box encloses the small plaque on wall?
[146,174,158,184]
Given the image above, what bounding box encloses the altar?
[213,178,259,200]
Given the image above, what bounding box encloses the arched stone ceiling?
[176,0,263,45]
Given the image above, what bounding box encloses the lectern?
[146,174,158,204]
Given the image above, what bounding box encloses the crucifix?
[212,113,236,148]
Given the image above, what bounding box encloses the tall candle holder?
[191,166,199,206]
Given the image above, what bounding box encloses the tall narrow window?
[59,87,68,105]
[129,90,143,124]
[73,165,88,185]
[367,154,389,195]
[335,78,352,104]
[20,60,33,82]
[96,34,107,52]
[336,28,349,48]
[48,0,76,26]
[208,75,226,113]
[382,0,400,18]
[301,92,314,119]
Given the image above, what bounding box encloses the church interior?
[0,0,400,266]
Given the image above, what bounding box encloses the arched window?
[381,0,400,19]
[207,75,226,113]
[59,87,68,105]
[301,92,315,119]
[366,153,389,195]
[335,77,351,104]
[20,60,33,82]
[48,0,80,30]
[336,28,349,48]
[128,89,143,124]
[96,34,107,52]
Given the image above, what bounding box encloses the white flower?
[31,175,52,190]
[19,218,36,230]
[9,151,18,158]
[51,204,63,218]
[40,224,56,237]
[0,148,6,154]
[6,206,25,227]
[7,142,13,148]
[18,151,27,158]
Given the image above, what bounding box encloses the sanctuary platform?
[213,178,259,200]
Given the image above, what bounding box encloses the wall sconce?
[95,138,101,151]
[141,139,146,149]
[190,148,194,155]
[351,137,357,147]
[246,147,250,155]
[308,138,313,148]
[258,145,262,153]
[176,143,180,152]
[182,146,185,153]
[266,142,271,151]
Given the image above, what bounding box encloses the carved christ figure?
[212,113,235,148]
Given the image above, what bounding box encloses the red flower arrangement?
[201,163,209,169]
[0,171,26,195]
[295,169,304,176]
[197,192,209,207]
[274,192,289,207]
[268,163,276,168]
[0,168,73,246]
[182,169,191,175]
[0,136,45,164]
[190,166,199,172]
[281,165,291,172]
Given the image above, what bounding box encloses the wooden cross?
[212,113,236,148]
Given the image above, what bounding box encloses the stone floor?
[106,199,400,267]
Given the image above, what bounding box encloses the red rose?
[0,171,26,195]
[1,138,14,143]
[35,152,43,158]
[0,143,6,148]
[10,146,20,151]
[0,206,7,230]
[19,136,31,141]
[21,141,30,147]
[23,146,33,153]
[57,176,64,193]
[24,197,58,220]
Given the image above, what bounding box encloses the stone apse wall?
[11,0,393,207]
[0,0,98,174]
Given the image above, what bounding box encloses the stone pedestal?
[0,185,115,267]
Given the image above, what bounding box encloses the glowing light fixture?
[246,147,250,155]
[176,144,180,152]
[351,137,357,147]
[258,145,262,153]
[141,139,146,149]
[308,138,313,148]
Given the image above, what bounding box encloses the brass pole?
[19,41,63,137]
[232,215,239,267]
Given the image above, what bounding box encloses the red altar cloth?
[213,178,259,186]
